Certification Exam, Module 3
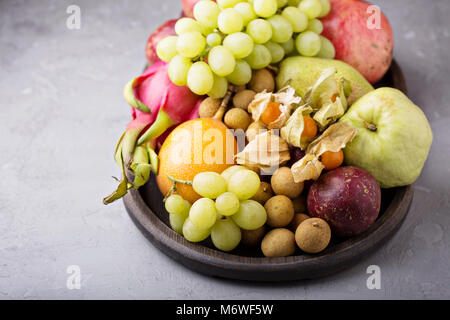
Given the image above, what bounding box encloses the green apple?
[339,87,433,188]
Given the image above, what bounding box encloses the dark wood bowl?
[123,60,413,281]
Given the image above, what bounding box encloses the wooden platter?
[123,60,413,281]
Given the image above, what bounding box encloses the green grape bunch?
[164,166,267,252]
[156,0,334,98]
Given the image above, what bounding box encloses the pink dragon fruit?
[104,61,202,204]
[145,19,177,65]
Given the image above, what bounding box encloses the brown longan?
[295,218,331,254]
[251,181,273,204]
[288,213,310,232]
[292,195,307,213]
[241,225,266,247]
[271,167,304,199]
[245,121,266,142]
[249,69,275,93]
[261,228,296,257]
[233,90,256,110]
[199,97,221,118]
[264,195,294,227]
[224,108,251,131]
[234,84,246,92]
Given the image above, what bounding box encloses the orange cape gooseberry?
[260,102,282,125]
[320,149,344,170]
[301,116,318,137]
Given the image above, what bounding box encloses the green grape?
[176,31,206,58]
[226,59,252,85]
[187,61,214,95]
[233,2,256,26]
[223,32,254,59]
[156,36,178,62]
[184,199,192,211]
[169,204,191,235]
[231,199,267,230]
[253,0,278,18]
[246,19,272,44]
[267,15,293,43]
[317,35,335,59]
[318,0,331,18]
[192,172,228,199]
[264,41,285,63]
[207,33,222,47]
[168,54,192,86]
[282,6,308,32]
[298,0,322,19]
[221,165,246,183]
[208,74,229,98]
[194,0,220,29]
[175,18,202,35]
[182,218,211,242]
[208,45,236,76]
[211,218,241,251]
[306,18,323,34]
[215,192,240,216]
[295,31,321,56]
[217,0,242,9]
[200,25,215,37]
[218,8,244,34]
[287,0,300,5]
[189,198,217,229]
[245,44,272,69]
[277,0,288,8]
[228,169,260,200]
[165,194,186,215]
[280,38,294,55]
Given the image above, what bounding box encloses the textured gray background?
[0,0,449,299]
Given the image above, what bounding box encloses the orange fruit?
[156,118,237,203]
[320,150,344,170]
[260,102,282,125]
[301,116,318,137]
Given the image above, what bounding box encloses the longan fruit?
[241,225,266,247]
[264,195,294,227]
[292,195,307,213]
[249,69,275,93]
[234,84,246,92]
[288,213,310,232]
[224,108,251,131]
[271,167,304,199]
[261,228,296,257]
[295,218,331,254]
[233,89,256,110]
[199,97,221,118]
[251,181,273,204]
[246,121,266,142]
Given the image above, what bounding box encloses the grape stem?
[164,175,193,202]
[213,85,235,121]
[167,175,193,186]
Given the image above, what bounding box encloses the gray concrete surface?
[0,0,449,299]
